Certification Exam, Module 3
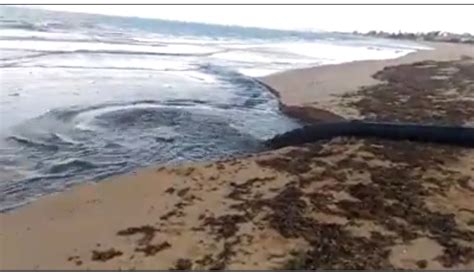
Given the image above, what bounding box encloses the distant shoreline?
[356,30,474,45]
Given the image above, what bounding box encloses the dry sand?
[261,42,474,119]
[1,42,473,270]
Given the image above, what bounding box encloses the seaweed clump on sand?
[233,143,471,268]
[162,135,473,269]
[172,258,193,270]
[117,225,159,245]
[343,59,474,125]
[115,225,172,257]
[91,248,123,262]
[270,139,474,269]
[135,241,171,257]
[263,184,395,269]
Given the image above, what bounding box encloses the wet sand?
[1,42,473,270]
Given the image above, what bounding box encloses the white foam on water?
[208,39,425,77]
[0,40,222,55]
[0,29,91,41]
[132,34,239,45]
[237,67,281,77]
[268,41,413,63]
[169,70,219,83]
[12,53,193,71]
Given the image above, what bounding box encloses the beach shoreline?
[259,41,474,121]
[1,41,473,270]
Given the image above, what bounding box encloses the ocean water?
[0,6,428,211]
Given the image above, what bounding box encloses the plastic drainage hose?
[266,121,474,149]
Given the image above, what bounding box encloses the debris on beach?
[91,248,123,262]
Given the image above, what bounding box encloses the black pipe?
[266,121,474,149]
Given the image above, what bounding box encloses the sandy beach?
[1,42,473,270]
